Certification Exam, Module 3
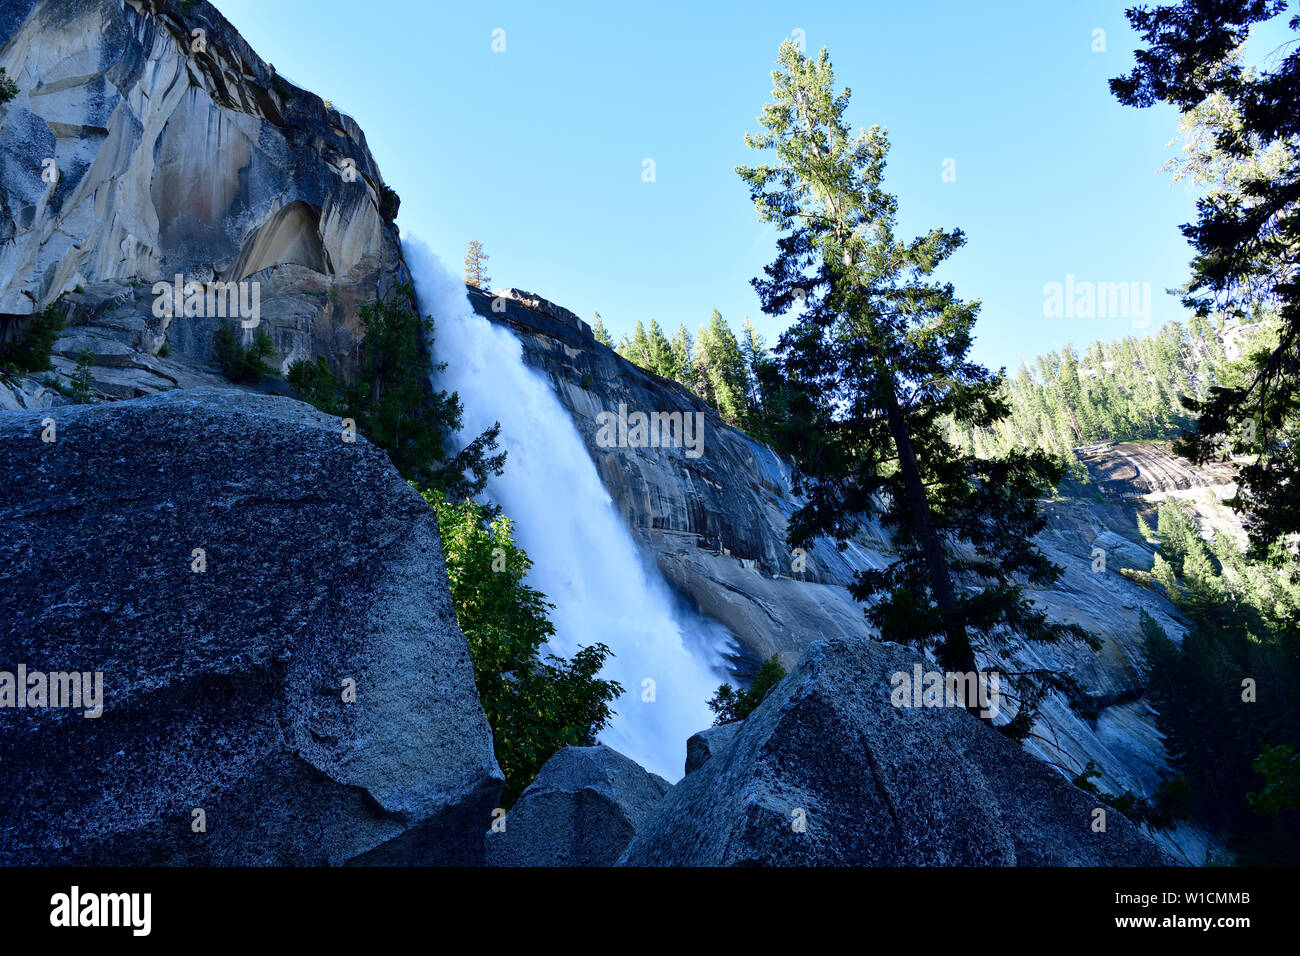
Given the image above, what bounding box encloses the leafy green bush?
[287,286,503,500]
[1112,776,1192,833]
[379,185,400,222]
[421,489,623,806]
[707,653,786,725]
[0,305,64,375]
[0,67,18,105]
[214,324,276,383]
[68,347,95,404]
[1071,757,1189,833]
[1249,745,1300,815]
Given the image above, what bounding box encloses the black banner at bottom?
[0,865,1282,941]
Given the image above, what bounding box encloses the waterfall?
[404,238,735,781]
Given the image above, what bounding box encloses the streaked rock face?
[0,0,406,388]
[0,389,502,865]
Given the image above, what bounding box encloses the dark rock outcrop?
[484,745,670,867]
[0,388,502,864]
[684,723,740,775]
[620,638,1175,866]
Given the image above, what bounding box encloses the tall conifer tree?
[738,41,1094,730]
[1113,1,1300,560]
[463,240,491,290]
[590,312,614,347]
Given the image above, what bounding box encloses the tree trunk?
[880,375,985,717]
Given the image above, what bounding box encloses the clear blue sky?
[213,0,1283,373]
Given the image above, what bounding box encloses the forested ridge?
[950,316,1272,478]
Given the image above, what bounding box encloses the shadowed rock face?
[0,389,502,865]
[684,723,740,775]
[0,0,406,398]
[484,745,671,867]
[620,638,1176,867]
[1076,441,1237,498]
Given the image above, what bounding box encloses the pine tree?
[625,320,652,368]
[697,310,750,426]
[1056,346,1086,441]
[464,240,491,290]
[1114,2,1300,561]
[692,321,716,407]
[1151,552,1181,599]
[740,315,769,410]
[590,312,614,347]
[1182,538,1226,616]
[737,41,1093,730]
[669,324,693,386]
[0,67,17,105]
[287,286,505,502]
[646,318,676,379]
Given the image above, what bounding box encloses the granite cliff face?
[468,288,1231,864]
[0,0,405,408]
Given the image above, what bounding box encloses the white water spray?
[404,239,735,781]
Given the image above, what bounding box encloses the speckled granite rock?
[484,745,670,867]
[0,388,502,864]
[620,638,1177,867]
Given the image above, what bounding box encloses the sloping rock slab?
[620,638,1175,866]
[485,745,670,866]
[0,388,501,864]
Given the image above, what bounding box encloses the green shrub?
[1249,745,1300,815]
[0,305,64,375]
[379,184,400,222]
[68,347,95,404]
[421,489,623,806]
[214,324,276,383]
[1071,757,1189,833]
[707,653,786,724]
[287,285,503,500]
[0,67,18,105]
[1111,776,1192,832]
